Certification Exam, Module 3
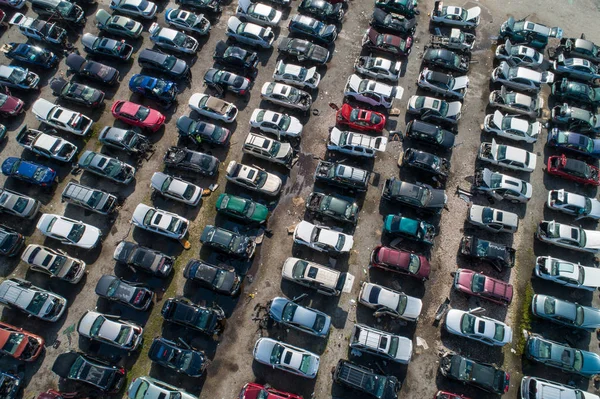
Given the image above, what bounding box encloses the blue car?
[128,74,178,105]
[547,128,600,158]
[1,157,56,187]
[1,43,58,69]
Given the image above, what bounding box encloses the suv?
[333,359,400,399]
[350,324,412,364]
[520,376,596,399]
[282,257,354,296]
[0,225,24,257]
[61,182,118,215]
[138,49,189,79]
[242,133,293,167]
[314,161,370,191]
[0,278,66,321]
[30,0,84,23]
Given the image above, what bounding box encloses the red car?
[239,383,303,399]
[452,269,513,306]
[0,91,24,116]
[434,392,472,399]
[547,154,600,186]
[336,103,386,133]
[38,391,77,399]
[362,27,412,56]
[0,321,45,362]
[111,100,165,132]
[370,245,430,280]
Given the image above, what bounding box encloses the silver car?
[243,132,293,167]
[0,189,40,219]
[261,82,312,111]
[249,108,303,138]
[553,55,600,82]
[546,189,600,220]
[468,204,519,233]
[532,294,600,332]
[269,297,331,337]
[417,68,468,99]
[472,168,532,204]
[327,127,387,158]
[354,55,401,82]
[21,244,86,283]
[488,86,541,119]
[491,61,554,93]
[109,0,157,19]
[495,39,544,68]
[273,60,320,90]
[150,172,202,206]
[253,338,320,378]
[226,16,275,49]
[78,150,136,184]
[149,23,198,54]
[236,0,282,27]
[78,310,143,351]
[358,282,422,321]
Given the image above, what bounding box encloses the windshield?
[26,292,48,314]
[0,94,6,107]
[213,269,227,289]
[299,354,314,374]
[493,324,505,341]
[268,141,281,157]
[461,313,476,334]
[573,350,583,371]
[388,336,399,357]
[408,254,421,274]
[278,115,291,130]
[173,32,187,47]
[67,224,85,243]
[458,359,473,379]
[89,315,105,336]
[56,1,73,15]
[47,254,66,274]
[1,333,24,355]
[135,106,150,121]
[8,68,26,84]
[116,326,132,344]
[133,380,149,399]
[335,234,346,251]
[270,343,284,364]
[575,305,584,326]
[282,302,296,322]
[471,274,485,292]
[292,260,308,278]
[143,209,156,226]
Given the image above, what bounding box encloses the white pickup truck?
[16,125,77,162]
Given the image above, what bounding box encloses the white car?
[236,0,282,27]
[327,127,387,158]
[37,214,102,249]
[407,95,462,125]
[354,55,401,82]
[32,99,93,136]
[253,338,320,378]
[293,220,354,255]
[109,0,157,19]
[273,60,320,90]
[189,93,238,123]
[430,2,481,28]
[261,82,312,111]
[150,172,202,206]
[225,161,282,196]
[495,39,544,68]
[535,256,600,291]
[226,16,275,49]
[483,110,541,143]
[344,74,403,108]
[417,68,468,100]
[78,310,143,351]
[473,168,532,203]
[16,127,77,162]
[445,309,512,346]
[281,257,355,296]
[131,204,189,240]
[128,376,198,399]
[164,9,210,35]
[250,109,303,139]
[350,324,412,364]
[477,139,537,172]
[21,244,86,283]
[468,204,519,233]
[537,220,600,254]
[243,133,293,167]
[358,282,422,322]
[547,189,600,221]
[0,278,66,322]
[491,61,554,93]
[149,23,199,54]
[0,189,40,219]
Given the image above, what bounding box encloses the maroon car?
[434,392,472,399]
[361,27,412,56]
[0,92,24,116]
[453,268,513,306]
[546,154,600,186]
[370,245,430,280]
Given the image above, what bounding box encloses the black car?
[176,116,231,146]
[333,359,400,399]
[422,48,470,74]
[298,0,344,22]
[400,148,450,177]
[213,41,258,74]
[175,0,221,12]
[95,275,154,311]
[52,351,126,393]
[113,241,174,277]
[0,371,20,399]
[460,235,515,271]
[161,297,225,335]
[81,33,133,61]
[163,146,220,176]
[278,37,330,65]
[138,49,190,79]
[0,225,25,257]
[375,0,419,18]
[288,15,337,44]
[66,53,120,85]
[148,337,208,377]
[439,352,510,395]
[403,120,455,149]
[183,259,242,295]
[371,8,417,35]
[203,68,250,95]
[50,77,105,108]
[382,177,447,214]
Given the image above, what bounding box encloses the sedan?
[532,294,600,332]
[238,384,303,399]
[495,39,544,68]
[95,9,143,39]
[99,126,150,155]
[225,161,283,196]
[546,189,600,220]
[95,275,154,311]
[128,74,178,106]
[417,68,468,100]
[423,48,470,74]
[165,8,210,35]
[183,259,242,295]
[269,296,331,337]
[203,68,250,95]
[547,154,600,186]
[453,269,513,305]
[127,376,199,399]
[261,82,312,111]
[491,61,554,93]
[36,214,102,249]
[547,129,600,158]
[382,178,447,214]
[0,65,39,90]
[488,87,541,119]
[161,297,225,336]
[483,110,541,143]
[277,38,329,65]
[273,60,320,90]
[551,103,600,135]
[213,40,259,72]
[299,0,344,22]
[113,241,173,277]
[0,322,44,362]
[177,116,231,145]
[336,103,386,133]
[525,333,600,377]
[216,193,269,224]
[472,168,532,204]
[289,14,337,44]
[293,220,354,255]
[78,150,136,184]
[50,78,105,108]
[111,100,166,132]
[236,0,282,27]
[468,204,519,234]
[32,99,93,136]
[109,0,157,19]
[0,188,40,218]
[199,225,256,259]
[175,0,220,12]
[15,127,75,162]
[344,74,403,108]
[82,33,133,61]
[250,108,303,139]
[375,0,418,18]
[65,53,120,85]
[553,55,600,82]
[253,338,320,378]
[2,42,58,69]
[535,256,600,291]
[407,96,461,125]
[0,91,24,116]
[1,157,56,187]
[131,204,189,240]
[460,236,515,271]
[148,337,207,377]
[163,146,219,176]
[430,3,480,28]
[77,310,143,351]
[149,23,199,54]
[226,17,275,49]
[445,309,512,346]
[536,220,600,254]
[358,282,422,321]
[52,352,125,393]
[354,55,401,82]
[189,93,238,123]
[21,244,86,283]
[362,27,412,56]
[439,352,509,395]
[478,139,537,172]
[151,172,202,206]
[552,78,600,107]
[306,192,359,225]
[371,8,416,34]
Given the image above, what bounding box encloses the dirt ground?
[1,0,600,398]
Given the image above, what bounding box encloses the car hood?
[227,16,242,32]
[287,116,303,135]
[403,296,423,320]
[78,225,101,248]
[446,101,462,117]
[465,7,481,21]
[144,109,164,125]
[261,173,282,194]
[452,75,469,90]
[582,306,600,329]
[581,351,600,375]
[0,95,22,112]
[95,9,111,25]
[310,45,329,63]
[294,221,314,242]
[330,127,343,145]
[588,198,600,218]
[584,230,600,250]
[425,187,447,208]
[582,266,600,288]
[445,309,464,333]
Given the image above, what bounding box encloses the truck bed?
[15,126,38,147]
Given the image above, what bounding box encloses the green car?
[499,17,562,49]
[375,0,419,18]
[95,9,143,39]
[552,78,600,107]
[306,192,359,225]
[215,193,268,224]
[383,214,435,245]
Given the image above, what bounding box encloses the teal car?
[95,9,143,39]
[215,193,268,224]
[552,78,600,107]
[375,0,419,18]
[383,214,435,245]
[499,17,562,49]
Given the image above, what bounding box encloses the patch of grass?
[515,281,534,355]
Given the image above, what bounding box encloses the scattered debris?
[456,186,473,203]
[416,337,429,351]
[292,197,305,207]
[350,349,362,357]
[287,224,297,234]
[208,183,219,192]
[435,298,451,321]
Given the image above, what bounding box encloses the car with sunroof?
[21,244,86,283]
[183,259,242,295]
[77,310,143,351]
[269,296,331,337]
